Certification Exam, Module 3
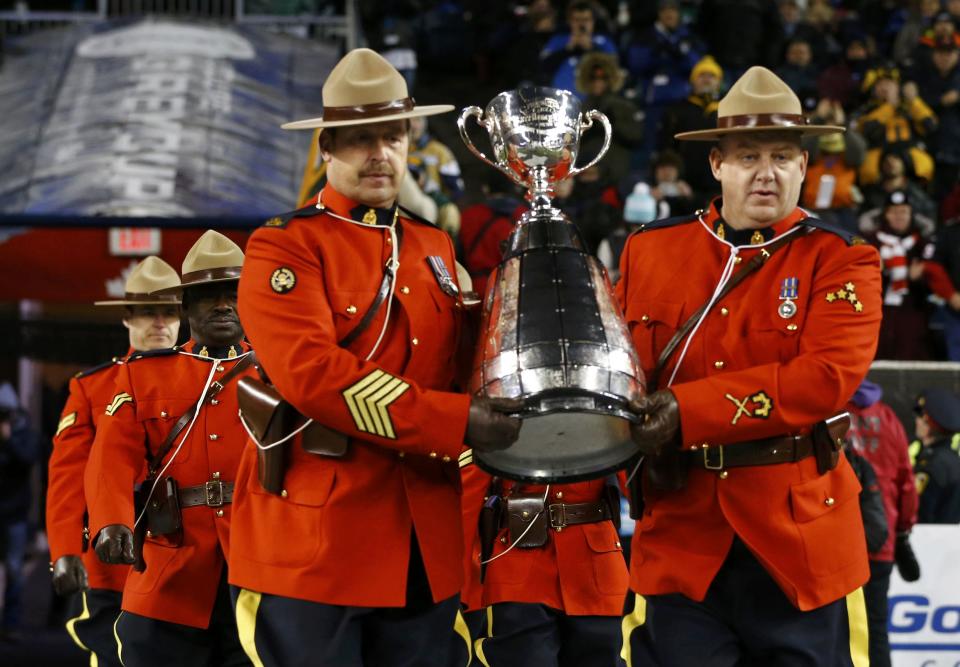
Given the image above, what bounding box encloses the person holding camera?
[85,231,257,667]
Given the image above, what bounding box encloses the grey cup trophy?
[459,86,646,483]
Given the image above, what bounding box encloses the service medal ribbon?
[427,256,459,296]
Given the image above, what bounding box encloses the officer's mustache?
[360,167,394,177]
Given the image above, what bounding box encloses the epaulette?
[74,357,124,379]
[398,204,436,228]
[634,213,698,233]
[126,347,180,363]
[801,214,867,246]
[262,204,319,229]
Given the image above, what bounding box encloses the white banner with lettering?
[890,524,960,667]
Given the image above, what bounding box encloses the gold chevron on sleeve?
[105,393,133,416]
[342,370,409,439]
[458,449,474,468]
[56,412,77,437]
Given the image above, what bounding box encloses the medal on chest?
[778,277,799,319]
[427,256,460,296]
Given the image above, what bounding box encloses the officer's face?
[710,133,807,229]
[123,304,180,351]
[322,120,409,209]
[184,283,243,347]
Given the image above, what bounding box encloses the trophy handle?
[567,110,612,180]
[457,106,528,189]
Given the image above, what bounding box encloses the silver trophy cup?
[459,86,646,483]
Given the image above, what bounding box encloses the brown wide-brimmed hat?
[94,256,181,306]
[153,230,244,294]
[675,66,845,142]
[281,48,453,131]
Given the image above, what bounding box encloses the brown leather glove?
[51,555,88,596]
[465,397,523,452]
[95,524,136,565]
[629,390,681,457]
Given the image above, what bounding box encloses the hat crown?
[126,256,180,294]
[322,48,408,108]
[718,66,801,119]
[182,230,244,276]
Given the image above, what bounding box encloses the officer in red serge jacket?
[617,68,882,667]
[86,232,257,667]
[459,460,628,667]
[226,48,519,667]
[46,256,181,667]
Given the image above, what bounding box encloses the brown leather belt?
[687,417,847,470]
[179,481,234,508]
[546,500,611,530]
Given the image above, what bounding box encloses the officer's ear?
[318,128,337,162]
[121,306,133,331]
[709,145,724,181]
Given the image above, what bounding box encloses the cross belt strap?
[179,481,234,508]
[339,222,404,349]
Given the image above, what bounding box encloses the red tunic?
[228,186,472,607]
[47,355,133,592]
[84,342,255,628]
[616,201,882,611]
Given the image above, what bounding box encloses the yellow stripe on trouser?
[846,587,870,667]
[113,611,124,667]
[235,588,267,667]
[620,593,648,667]
[453,609,473,667]
[65,590,98,666]
[474,606,495,667]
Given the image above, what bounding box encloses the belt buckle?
[204,480,224,507]
[703,445,724,471]
[548,504,566,531]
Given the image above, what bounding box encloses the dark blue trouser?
[66,588,124,667]
[620,538,870,666]
[864,559,893,667]
[231,537,471,667]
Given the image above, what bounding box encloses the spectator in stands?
[912,11,960,69]
[777,37,819,111]
[869,190,960,360]
[778,0,830,65]
[0,382,38,642]
[575,52,642,185]
[555,163,621,255]
[847,379,919,667]
[458,171,525,298]
[855,64,937,186]
[658,55,722,203]
[408,116,464,238]
[893,0,943,64]
[913,36,960,200]
[650,149,696,216]
[932,219,960,360]
[818,31,873,110]
[539,0,617,97]
[913,387,960,523]
[800,111,866,232]
[860,149,938,225]
[695,0,783,78]
[489,0,558,87]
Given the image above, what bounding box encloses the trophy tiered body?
[459,86,646,483]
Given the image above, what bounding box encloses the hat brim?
[281,104,455,130]
[93,298,182,306]
[152,274,241,295]
[674,124,846,142]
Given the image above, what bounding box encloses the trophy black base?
[473,411,640,483]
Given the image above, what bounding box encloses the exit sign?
[109,228,161,256]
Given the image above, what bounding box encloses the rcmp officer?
[226,48,520,667]
[618,67,882,665]
[46,256,181,667]
[86,231,257,666]
[460,466,628,666]
[913,387,960,523]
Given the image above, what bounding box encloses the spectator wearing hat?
[658,54,723,203]
[87,231,258,666]
[575,52,643,184]
[854,64,937,185]
[618,66,881,666]
[817,32,873,110]
[0,382,39,643]
[800,111,866,233]
[914,11,960,65]
[913,388,960,523]
[867,190,960,360]
[46,257,181,666]
[859,148,937,225]
[893,0,945,64]
[913,36,960,199]
[539,0,617,99]
[227,48,520,666]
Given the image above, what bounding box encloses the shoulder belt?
[397,204,436,228]
[75,357,123,379]
[635,213,698,233]
[263,203,320,229]
[126,348,179,363]
[801,214,868,246]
